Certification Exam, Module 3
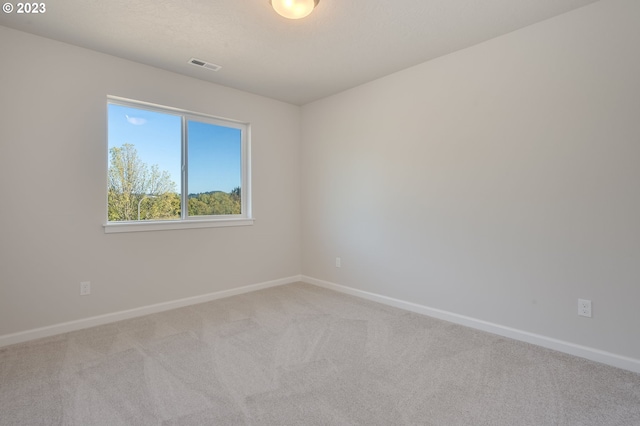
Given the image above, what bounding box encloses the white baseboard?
[302,275,640,374]
[0,275,302,348]
[5,274,639,374]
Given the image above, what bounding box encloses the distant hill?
[188,190,224,198]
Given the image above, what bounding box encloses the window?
[104,97,252,233]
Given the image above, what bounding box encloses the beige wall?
[0,26,301,336]
[301,0,640,360]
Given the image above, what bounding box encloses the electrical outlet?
[80,281,91,296]
[578,299,591,317]
[335,257,341,268]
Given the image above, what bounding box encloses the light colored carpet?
[1,282,639,425]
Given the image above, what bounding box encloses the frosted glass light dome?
[270,0,319,19]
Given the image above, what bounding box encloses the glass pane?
[107,104,182,221]
[187,120,242,216]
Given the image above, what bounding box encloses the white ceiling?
[0,0,599,105]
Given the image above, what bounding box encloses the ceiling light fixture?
[270,0,319,20]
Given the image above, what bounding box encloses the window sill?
[103,217,255,234]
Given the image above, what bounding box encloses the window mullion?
[181,115,188,220]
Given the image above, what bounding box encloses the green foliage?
[108,143,241,221]
[108,144,178,221]
[137,192,181,221]
[231,186,241,200]
[188,190,241,216]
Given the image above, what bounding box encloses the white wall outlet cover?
[578,298,592,317]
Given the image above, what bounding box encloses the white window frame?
[104,96,253,233]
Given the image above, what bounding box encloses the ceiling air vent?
[188,58,222,72]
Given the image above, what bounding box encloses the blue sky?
[108,104,241,194]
